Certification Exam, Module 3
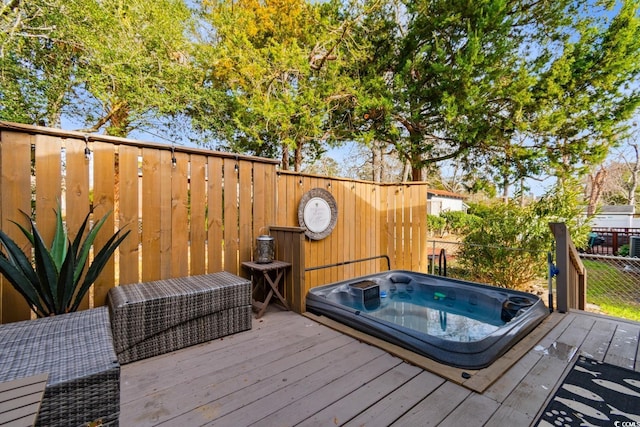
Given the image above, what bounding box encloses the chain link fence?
[425,240,640,322]
[579,254,640,322]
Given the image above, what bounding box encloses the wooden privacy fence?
[0,121,433,323]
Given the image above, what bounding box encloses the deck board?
[341,370,445,427]
[120,308,640,427]
[604,322,639,370]
[251,352,402,426]
[391,381,471,426]
[296,361,424,427]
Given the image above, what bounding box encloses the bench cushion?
[0,307,120,426]
[108,272,252,364]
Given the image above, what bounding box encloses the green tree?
[343,0,640,190]
[326,0,404,181]
[191,0,354,170]
[1,0,197,137]
[71,0,197,136]
[528,0,640,182]
[0,0,80,126]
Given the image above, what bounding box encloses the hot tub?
[306,270,549,369]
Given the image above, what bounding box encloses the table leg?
[264,269,290,310]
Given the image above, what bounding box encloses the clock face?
[298,188,338,240]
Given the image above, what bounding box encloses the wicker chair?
[0,307,120,427]
[107,272,252,364]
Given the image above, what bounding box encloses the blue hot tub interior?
[306,270,549,369]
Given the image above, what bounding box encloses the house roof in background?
[427,189,466,199]
[597,205,635,214]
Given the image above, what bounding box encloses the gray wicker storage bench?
[0,307,120,427]
[107,272,252,364]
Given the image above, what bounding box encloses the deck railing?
[1,121,438,323]
[549,222,586,312]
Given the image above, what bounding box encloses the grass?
[582,259,640,322]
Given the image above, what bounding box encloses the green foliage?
[459,182,590,290]
[528,0,640,182]
[1,0,198,136]
[191,0,354,169]
[0,206,129,317]
[459,202,548,290]
[439,211,482,235]
[426,215,446,236]
[618,244,630,257]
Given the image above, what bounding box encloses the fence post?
[270,226,306,313]
[549,222,569,313]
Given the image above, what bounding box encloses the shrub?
[458,182,590,290]
[459,202,547,289]
[426,214,446,236]
[618,244,630,257]
[439,210,482,235]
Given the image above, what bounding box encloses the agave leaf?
[0,251,48,317]
[10,217,35,247]
[0,228,55,315]
[71,228,130,312]
[29,216,60,313]
[0,230,40,286]
[57,242,77,312]
[49,206,68,271]
[72,212,108,285]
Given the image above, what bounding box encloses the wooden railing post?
[550,223,570,313]
[269,226,306,313]
[549,222,587,312]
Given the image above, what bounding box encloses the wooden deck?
[120,308,640,426]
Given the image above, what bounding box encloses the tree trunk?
[502,174,510,204]
[402,159,411,182]
[281,142,290,171]
[106,102,131,137]
[627,143,639,207]
[294,142,303,172]
[586,167,607,216]
[372,142,382,182]
[411,165,425,182]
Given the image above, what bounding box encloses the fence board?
[118,145,140,285]
[239,160,253,269]
[1,131,33,322]
[159,151,173,279]
[171,152,189,278]
[92,142,116,305]
[223,158,239,275]
[253,163,268,239]
[34,135,61,243]
[190,155,207,275]
[330,181,342,284]
[264,164,276,230]
[141,148,162,282]
[410,185,421,271]
[207,157,223,273]
[65,138,92,310]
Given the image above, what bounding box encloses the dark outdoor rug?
[536,356,640,427]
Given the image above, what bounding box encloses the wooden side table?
[242,260,291,318]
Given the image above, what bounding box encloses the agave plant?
[0,206,130,317]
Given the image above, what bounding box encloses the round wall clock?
[298,188,338,240]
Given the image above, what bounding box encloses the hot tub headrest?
[388,273,412,284]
